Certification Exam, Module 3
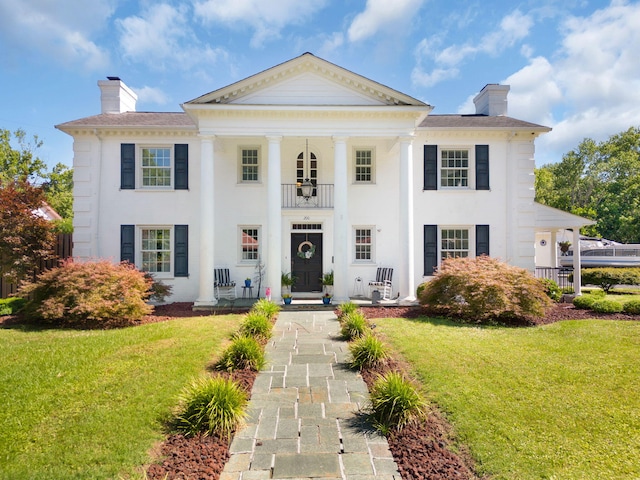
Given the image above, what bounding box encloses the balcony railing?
[282,184,334,208]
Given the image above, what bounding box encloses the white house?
[56,53,592,305]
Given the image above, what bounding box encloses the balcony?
[282,184,334,209]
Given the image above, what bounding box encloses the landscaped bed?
[2,302,640,479]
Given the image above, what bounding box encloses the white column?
[399,136,415,304]
[266,136,283,301]
[573,228,582,295]
[550,230,558,268]
[333,136,349,302]
[194,136,217,306]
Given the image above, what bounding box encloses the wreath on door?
[297,240,316,259]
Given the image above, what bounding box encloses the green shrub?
[539,278,562,302]
[217,336,265,372]
[340,311,369,340]
[336,301,358,321]
[573,295,597,309]
[369,371,428,434]
[250,299,280,320]
[0,297,26,316]
[175,375,248,439]
[591,299,623,314]
[349,334,389,370]
[623,299,640,314]
[581,268,640,293]
[585,289,606,298]
[418,256,552,323]
[238,312,272,341]
[416,282,428,299]
[18,260,157,325]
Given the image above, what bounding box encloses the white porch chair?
[214,268,237,300]
[368,267,393,300]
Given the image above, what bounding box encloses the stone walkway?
[221,311,401,480]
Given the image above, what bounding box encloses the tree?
[0,179,57,282]
[0,129,46,183]
[535,127,640,243]
[42,163,74,232]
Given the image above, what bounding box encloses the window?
[355,149,373,183]
[241,227,260,261]
[441,228,469,259]
[141,228,171,273]
[240,148,260,182]
[440,149,468,187]
[354,227,373,262]
[141,147,172,187]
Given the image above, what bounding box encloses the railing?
[535,267,574,290]
[282,184,334,208]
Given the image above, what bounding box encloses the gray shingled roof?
[56,112,195,129]
[419,114,549,130]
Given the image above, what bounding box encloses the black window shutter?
[174,144,189,190]
[121,144,135,189]
[424,225,438,275]
[121,225,135,264]
[174,225,189,277]
[476,224,490,257]
[475,145,489,190]
[423,145,438,190]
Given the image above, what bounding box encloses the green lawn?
[375,317,640,480]
[0,316,241,480]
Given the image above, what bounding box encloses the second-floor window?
[241,148,259,182]
[142,147,171,187]
[440,149,469,188]
[355,149,373,183]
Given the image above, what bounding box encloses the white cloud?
[347,0,425,43]
[0,0,112,71]
[318,32,345,57]
[503,2,640,164]
[116,3,227,71]
[133,86,170,106]
[194,0,328,47]
[413,10,533,87]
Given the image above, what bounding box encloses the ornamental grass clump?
[237,311,272,341]
[250,299,280,320]
[18,260,162,325]
[369,371,428,434]
[349,334,389,370]
[217,336,265,372]
[418,256,552,323]
[336,301,358,321]
[175,375,248,439]
[340,311,369,340]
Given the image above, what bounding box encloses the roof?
[56,112,195,130]
[185,52,429,108]
[534,202,596,229]
[419,114,550,131]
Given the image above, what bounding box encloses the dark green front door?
[291,233,323,292]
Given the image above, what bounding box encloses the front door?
[291,233,323,292]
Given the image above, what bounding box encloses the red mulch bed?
[4,302,639,479]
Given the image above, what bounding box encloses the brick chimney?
[98,77,137,114]
[473,84,509,116]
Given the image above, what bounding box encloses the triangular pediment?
[186,52,427,107]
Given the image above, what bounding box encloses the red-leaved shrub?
[418,256,552,323]
[19,260,156,325]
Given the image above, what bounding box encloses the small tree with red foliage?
[0,179,56,282]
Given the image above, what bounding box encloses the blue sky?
[1,0,639,168]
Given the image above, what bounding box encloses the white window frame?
[238,146,261,183]
[139,146,173,189]
[353,226,375,263]
[239,226,261,263]
[439,147,473,189]
[353,148,375,184]
[439,226,471,262]
[139,226,173,277]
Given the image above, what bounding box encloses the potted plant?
[281,271,296,304]
[322,292,332,305]
[321,270,334,296]
[559,241,571,256]
[245,277,252,287]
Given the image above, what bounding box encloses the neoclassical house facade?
[56,53,590,305]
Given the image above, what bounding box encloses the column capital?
[266,135,283,143]
[332,135,349,144]
[398,134,415,144]
[198,132,216,140]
